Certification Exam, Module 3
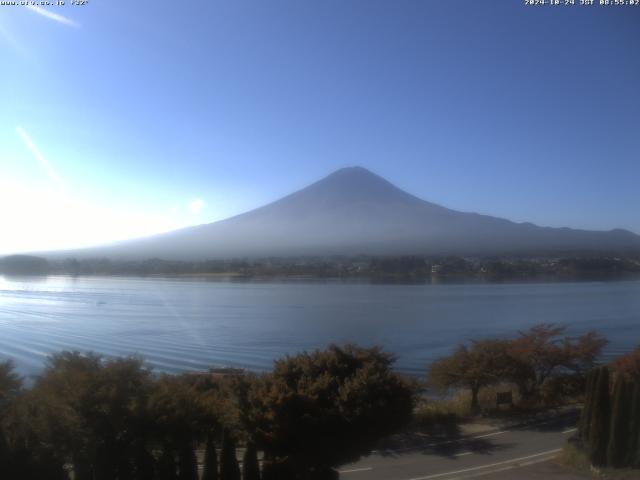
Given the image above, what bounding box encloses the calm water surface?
[0,275,638,377]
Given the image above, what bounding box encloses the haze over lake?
[0,275,638,378]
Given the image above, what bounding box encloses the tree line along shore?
[1,323,639,479]
[1,254,640,279]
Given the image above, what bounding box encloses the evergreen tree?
[588,366,610,466]
[34,450,69,480]
[157,448,178,480]
[72,457,94,480]
[260,458,292,480]
[178,443,199,480]
[628,381,640,468]
[132,442,157,480]
[624,380,640,467]
[579,368,597,440]
[202,435,219,480]
[242,442,260,480]
[220,430,241,480]
[606,376,630,467]
[0,432,9,473]
[117,452,134,480]
[260,458,276,480]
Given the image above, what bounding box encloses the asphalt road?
[338,412,580,480]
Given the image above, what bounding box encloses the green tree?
[0,359,22,472]
[157,447,178,480]
[578,368,598,440]
[202,434,219,480]
[260,458,292,480]
[220,429,241,480]
[0,360,22,409]
[148,374,205,468]
[28,351,154,479]
[178,443,199,480]
[1,387,70,480]
[242,442,260,480]
[606,375,631,467]
[244,344,416,479]
[428,339,511,413]
[131,439,156,480]
[587,366,610,466]
[626,381,640,467]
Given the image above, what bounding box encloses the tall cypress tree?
[606,375,630,467]
[588,366,610,466]
[157,448,178,480]
[202,435,219,480]
[178,443,199,480]
[629,381,640,468]
[624,381,640,467]
[0,432,9,474]
[220,430,241,480]
[131,442,156,480]
[242,442,260,480]
[29,449,70,480]
[260,457,276,480]
[579,368,597,441]
[72,456,94,480]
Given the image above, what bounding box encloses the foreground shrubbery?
[0,345,417,480]
[574,348,640,470]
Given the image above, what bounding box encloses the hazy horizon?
[2,1,639,255]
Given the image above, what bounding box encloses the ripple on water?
[0,276,639,377]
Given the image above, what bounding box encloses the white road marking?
[406,448,562,480]
[447,454,556,479]
[471,430,508,439]
[454,452,473,457]
[562,428,577,434]
[338,467,373,474]
[415,430,510,449]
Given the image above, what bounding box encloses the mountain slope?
[59,167,640,259]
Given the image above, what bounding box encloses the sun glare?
[188,199,205,214]
[0,180,193,255]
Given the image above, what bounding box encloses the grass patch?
[558,443,640,479]
[558,443,591,471]
[413,382,583,434]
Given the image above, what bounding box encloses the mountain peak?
[323,166,385,183]
[328,166,376,176]
[303,166,417,205]
[52,168,640,259]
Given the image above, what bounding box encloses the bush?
[244,344,417,478]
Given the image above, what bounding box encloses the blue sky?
[1,1,639,253]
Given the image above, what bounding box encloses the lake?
[0,275,638,378]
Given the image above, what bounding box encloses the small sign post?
[496,391,513,409]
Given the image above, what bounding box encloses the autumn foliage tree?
[33,352,155,479]
[428,339,512,412]
[612,347,640,381]
[506,324,607,400]
[428,324,607,410]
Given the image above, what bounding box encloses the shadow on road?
[376,434,514,459]
[373,408,579,459]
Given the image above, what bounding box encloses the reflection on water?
[0,275,638,378]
